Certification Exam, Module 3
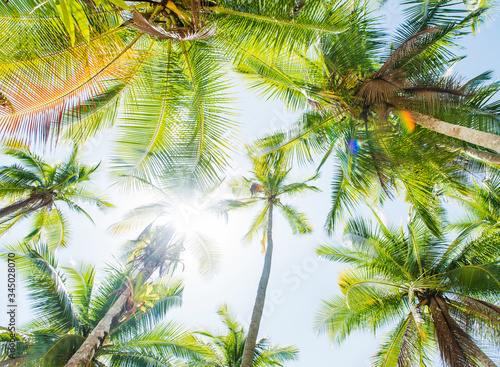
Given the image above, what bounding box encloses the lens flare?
[399,110,415,133]
[347,139,361,155]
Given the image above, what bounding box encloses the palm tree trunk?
[0,194,52,220]
[64,290,131,367]
[241,202,274,367]
[0,196,40,219]
[462,147,500,166]
[409,110,500,153]
[65,240,173,367]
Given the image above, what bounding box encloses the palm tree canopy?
[252,0,500,236]
[228,158,319,245]
[0,239,202,366]
[0,0,361,191]
[0,146,112,244]
[186,305,298,367]
[315,215,500,367]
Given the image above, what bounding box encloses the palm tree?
[315,215,500,367]
[64,223,188,366]
[186,305,298,366]
[253,0,500,234]
[1,237,200,366]
[264,0,499,155]
[0,0,359,190]
[0,146,111,241]
[228,158,317,367]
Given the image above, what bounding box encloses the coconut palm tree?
[0,146,111,241]
[0,240,200,366]
[258,0,500,156]
[0,0,359,190]
[228,158,317,367]
[252,0,500,235]
[186,305,298,366]
[63,223,190,366]
[315,215,500,367]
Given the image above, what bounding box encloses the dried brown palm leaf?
[356,77,403,108]
[457,296,500,323]
[376,27,442,77]
[447,298,500,348]
[429,296,496,367]
[400,82,469,112]
[191,0,201,30]
[128,11,215,40]
[429,297,475,367]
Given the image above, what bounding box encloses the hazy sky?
[1,2,499,366]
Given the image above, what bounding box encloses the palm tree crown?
[0,147,111,242]
[315,215,500,367]
[230,162,318,244]
[252,0,500,235]
[187,305,298,367]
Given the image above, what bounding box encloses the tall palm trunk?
[65,290,131,367]
[0,193,51,219]
[65,244,170,367]
[463,147,500,166]
[241,202,274,367]
[409,111,500,154]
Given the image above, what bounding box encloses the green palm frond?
[100,322,201,365]
[314,290,408,344]
[35,334,86,367]
[5,242,81,333]
[184,233,221,276]
[276,203,312,234]
[244,204,269,242]
[373,311,436,367]
[189,305,298,366]
[25,206,70,249]
[108,203,167,236]
[252,111,337,167]
[317,213,500,366]
[110,38,236,191]
[325,163,362,235]
[61,263,96,323]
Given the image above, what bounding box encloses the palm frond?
[276,203,312,234]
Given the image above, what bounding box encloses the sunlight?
[170,201,215,237]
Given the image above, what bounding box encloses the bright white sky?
[1,2,500,366]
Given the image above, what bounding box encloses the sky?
[1,1,500,366]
